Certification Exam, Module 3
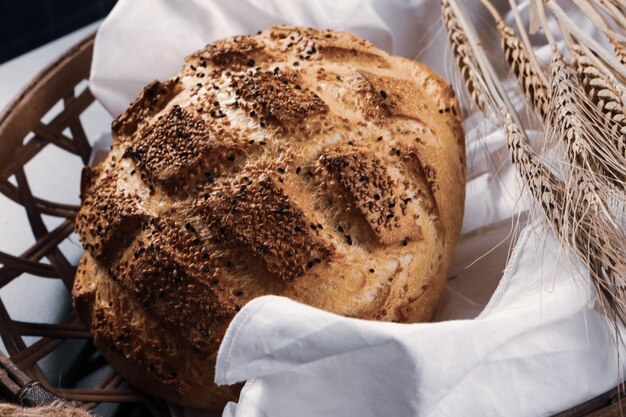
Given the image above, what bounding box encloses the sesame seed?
[369,268,375,273]
[374,194,381,200]
[295,167,302,174]
[346,235,353,245]
[293,61,300,66]
[380,90,388,99]
[338,225,344,233]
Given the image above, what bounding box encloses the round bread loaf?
[73,25,465,409]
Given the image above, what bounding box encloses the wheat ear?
[481,0,550,120]
[547,51,623,207]
[499,22,550,120]
[439,0,489,112]
[570,44,626,169]
[608,36,626,66]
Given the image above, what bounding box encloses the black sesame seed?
[403,240,408,246]
[211,277,220,285]
[369,268,375,273]
[395,149,401,156]
[294,225,302,232]
[380,90,388,99]
[293,61,300,66]
[338,225,344,233]
[386,213,394,219]
[235,290,244,296]
[286,251,294,257]
[317,223,323,229]
[377,136,383,141]
[259,141,267,145]
[278,167,286,173]
[213,101,220,106]
[247,59,256,67]
[310,224,317,230]
[227,155,235,162]
[306,260,314,269]
[249,139,255,144]
[359,175,368,181]
[374,194,381,200]
[295,166,302,174]
[346,235,353,245]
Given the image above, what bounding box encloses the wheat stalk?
[441,0,626,327]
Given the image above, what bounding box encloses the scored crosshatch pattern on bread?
[72,25,466,409]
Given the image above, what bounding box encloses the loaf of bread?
[73,25,465,409]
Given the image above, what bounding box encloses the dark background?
[0,0,117,63]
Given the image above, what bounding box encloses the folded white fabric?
[216,222,620,417]
[89,0,625,415]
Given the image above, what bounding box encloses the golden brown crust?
[73,25,465,410]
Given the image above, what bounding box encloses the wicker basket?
[0,32,622,417]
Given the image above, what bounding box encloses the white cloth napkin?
[89,1,625,416]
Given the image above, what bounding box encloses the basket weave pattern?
[0,34,168,416]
